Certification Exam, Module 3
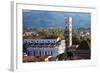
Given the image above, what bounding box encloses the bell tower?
[64,17,72,48]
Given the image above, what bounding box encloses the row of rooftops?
[23,38,61,48]
[24,39,57,43]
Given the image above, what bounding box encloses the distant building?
[23,31,34,36]
[23,31,40,39]
[79,31,90,37]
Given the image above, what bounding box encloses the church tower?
[64,17,72,48]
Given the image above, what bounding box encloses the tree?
[57,51,74,60]
[57,52,67,60]
[72,35,81,45]
[77,40,90,50]
[67,51,74,60]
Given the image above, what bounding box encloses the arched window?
[39,50,41,56]
[45,51,47,56]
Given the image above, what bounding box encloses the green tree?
[67,51,74,60]
[72,35,81,45]
[57,52,67,60]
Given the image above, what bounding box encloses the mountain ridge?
[23,10,91,30]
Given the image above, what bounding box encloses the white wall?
[0,0,100,73]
